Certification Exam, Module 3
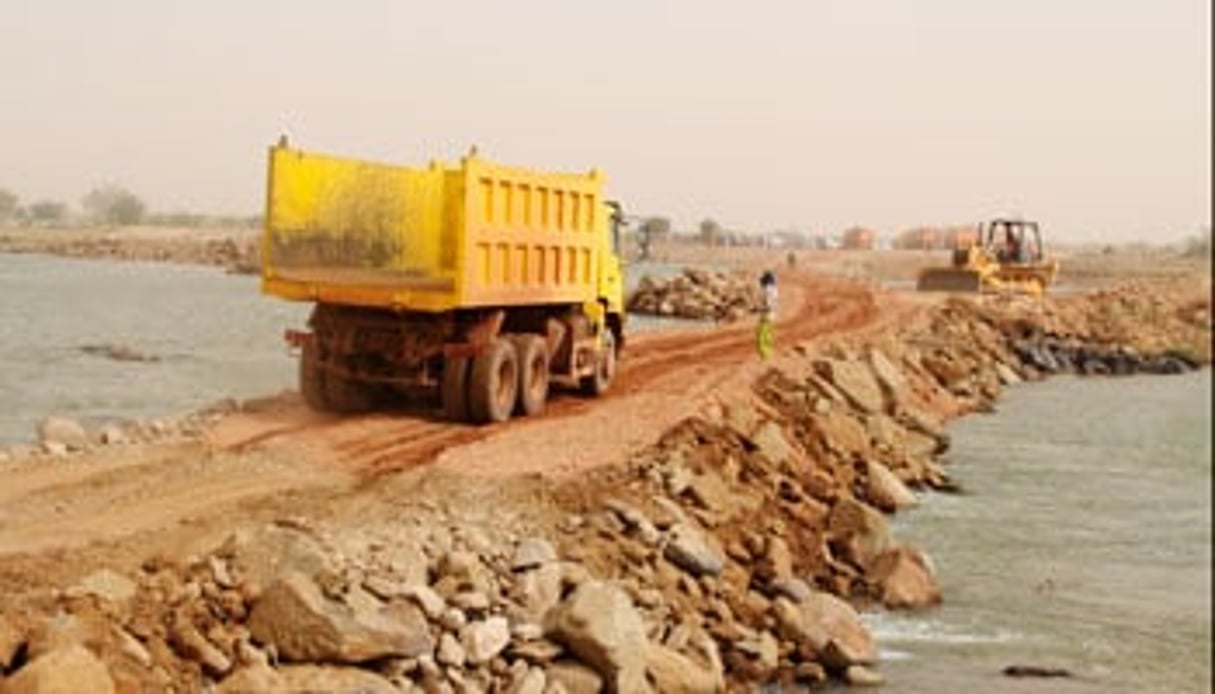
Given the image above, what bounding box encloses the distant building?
[841,226,877,250]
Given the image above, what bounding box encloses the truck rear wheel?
[513,335,550,416]
[299,341,328,411]
[469,339,519,424]
[442,355,471,422]
[299,340,375,413]
[580,329,617,397]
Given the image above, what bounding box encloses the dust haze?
[1,0,1209,242]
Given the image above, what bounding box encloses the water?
[0,255,703,445]
[0,254,310,445]
[870,372,1212,693]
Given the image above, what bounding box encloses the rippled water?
[0,254,310,445]
[869,371,1212,693]
[0,255,700,445]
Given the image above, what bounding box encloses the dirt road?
[0,270,896,587]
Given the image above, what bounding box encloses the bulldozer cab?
[982,219,1043,265]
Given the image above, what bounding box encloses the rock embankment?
[628,269,765,322]
[0,230,260,274]
[0,280,1208,691]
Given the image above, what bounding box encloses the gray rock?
[248,571,434,663]
[462,616,510,665]
[827,497,892,571]
[512,537,558,571]
[772,593,876,668]
[865,460,918,512]
[450,590,491,613]
[98,425,127,446]
[516,563,563,620]
[37,416,89,451]
[543,582,649,692]
[401,584,447,620]
[871,545,941,609]
[544,659,605,694]
[845,664,885,686]
[664,523,725,577]
[4,644,115,694]
[436,632,466,668]
[769,577,814,604]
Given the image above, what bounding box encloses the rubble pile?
[627,269,764,322]
[0,281,1208,691]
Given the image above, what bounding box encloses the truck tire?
[442,355,471,422]
[299,340,374,413]
[299,341,328,411]
[469,339,519,424]
[512,335,550,417]
[323,372,376,413]
[580,329,617,397]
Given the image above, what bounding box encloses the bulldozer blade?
[916,268,983,293]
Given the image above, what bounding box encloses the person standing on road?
[757,270,778,359]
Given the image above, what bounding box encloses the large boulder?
[827,498,892,571]
[772,593,876,669]
[871,545,941,609]
[462,616,511,665]
[864,460,918,512]
[867,348,907,408]
[225,525,334,588]
[544,581,650,692]
[4,644,115,694]
[646,644,723,693]
[750,421,799,466]
[247,572,433,663]
[814,359,884,414]
[36,416,89,452]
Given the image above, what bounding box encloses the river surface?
[0,254,697,445]
[868,371,1212,693]
[2,254,1209,692]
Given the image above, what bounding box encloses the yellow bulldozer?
[916,218,1060,296]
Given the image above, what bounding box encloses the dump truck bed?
[262,145,610,312]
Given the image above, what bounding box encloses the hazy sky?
[2,1,1209,242]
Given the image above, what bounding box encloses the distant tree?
[699,218,723,246]
[0,188,18,223]
[82,185,145,226]
[28,200,67,224]
[1184,227,1211,259]
[644,216,672,239]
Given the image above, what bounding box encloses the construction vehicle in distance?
[915,218,1060,296]
[261,139,626,423]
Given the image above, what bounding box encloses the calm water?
[870,371,1212,693]
[0,254,310,445]
[0,255,694,445]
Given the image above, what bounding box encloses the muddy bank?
[0,280,1208,691]
[0,227,261,273]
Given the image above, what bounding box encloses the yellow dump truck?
[261,139,626,423]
